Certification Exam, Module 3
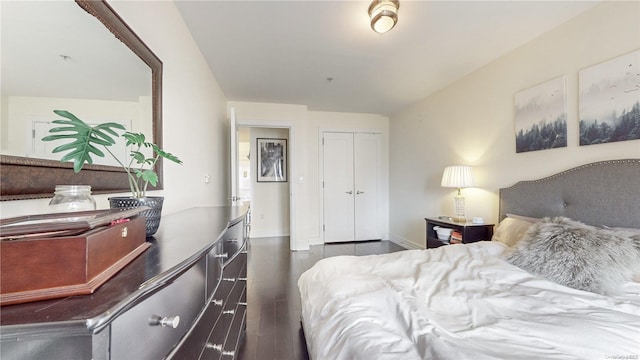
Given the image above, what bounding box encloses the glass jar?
[48,185,97,212]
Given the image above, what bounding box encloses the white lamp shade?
[441,165,475,188]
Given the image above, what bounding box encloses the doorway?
[231,121,294,244]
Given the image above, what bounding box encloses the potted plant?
[42,110,182,236]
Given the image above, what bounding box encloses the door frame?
[318,128,384,244]
[233,117,296,250]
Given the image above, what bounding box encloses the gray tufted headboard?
[499,159,640,229]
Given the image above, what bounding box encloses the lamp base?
[453,195,466,223]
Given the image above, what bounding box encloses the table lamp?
[441,165,475,222]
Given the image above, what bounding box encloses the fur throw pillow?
[506,217,640,295]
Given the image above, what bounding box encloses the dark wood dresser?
[0,206,248,360]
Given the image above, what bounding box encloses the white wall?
[0,1,228,218]
[389,1,640,249]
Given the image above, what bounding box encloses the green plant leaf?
[130,150,147,164]
[41,110,126,173]
[136,169,158,187]
[123,132,147,146]
[153,146,183,164]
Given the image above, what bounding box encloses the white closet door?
[322,132,381,242]
[323,132,354,242]
[354,133,380,241]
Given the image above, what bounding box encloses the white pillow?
[491,217,534,247]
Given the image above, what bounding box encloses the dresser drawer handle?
[240,250,248,255]
[150,315,180,329]
[223,277,236,282]
[215,253,228,259]
[238,277,247,282]
[205,344,234,356]
[238,302,247,306]
[223,309,235,315]
[227,238,239,243]
[206,343,222,352]
[212,299,223,306]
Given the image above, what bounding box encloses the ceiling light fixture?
[368,0,399,34]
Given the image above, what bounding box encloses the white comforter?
[298,242,640,360]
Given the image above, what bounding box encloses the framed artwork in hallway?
[257,138,287,182]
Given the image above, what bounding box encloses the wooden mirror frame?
[0,0,162,201]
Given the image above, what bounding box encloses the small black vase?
[108,196,164,237]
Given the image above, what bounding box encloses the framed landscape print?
[579,49,640,146]
[257,138,287,182]
[514,75,567,153]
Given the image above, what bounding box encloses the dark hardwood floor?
[237,237,406,360]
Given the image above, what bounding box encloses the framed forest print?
[514,75,567,153]
[579,49,640,146]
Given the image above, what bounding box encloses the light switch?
[298,176,304,184]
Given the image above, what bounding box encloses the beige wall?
[0,1,228,217]
[389,1,640,249]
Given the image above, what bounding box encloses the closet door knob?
[356,191,364,194]
[345,191,353,194]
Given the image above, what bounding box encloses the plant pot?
[109,196,164,237]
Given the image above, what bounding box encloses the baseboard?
[389,233,424,250]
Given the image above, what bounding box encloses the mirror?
[0,0,162,201]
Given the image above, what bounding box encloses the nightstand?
[425,217,494,249]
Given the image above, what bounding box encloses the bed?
[298,159,640,360]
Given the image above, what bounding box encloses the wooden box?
[0,216,150,306]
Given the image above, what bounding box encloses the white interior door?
[229,108,240,206]
[354,133,381,241]
[322,132,381,242]
[322,132,354,242]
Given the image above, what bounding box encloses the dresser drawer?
[110,260,206,360]
[222,221,244,264]
[223,286,247,357]
[207,242,224,298]
[223,249,246,280]
[201,278,246,359]
[168,294,225,360]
